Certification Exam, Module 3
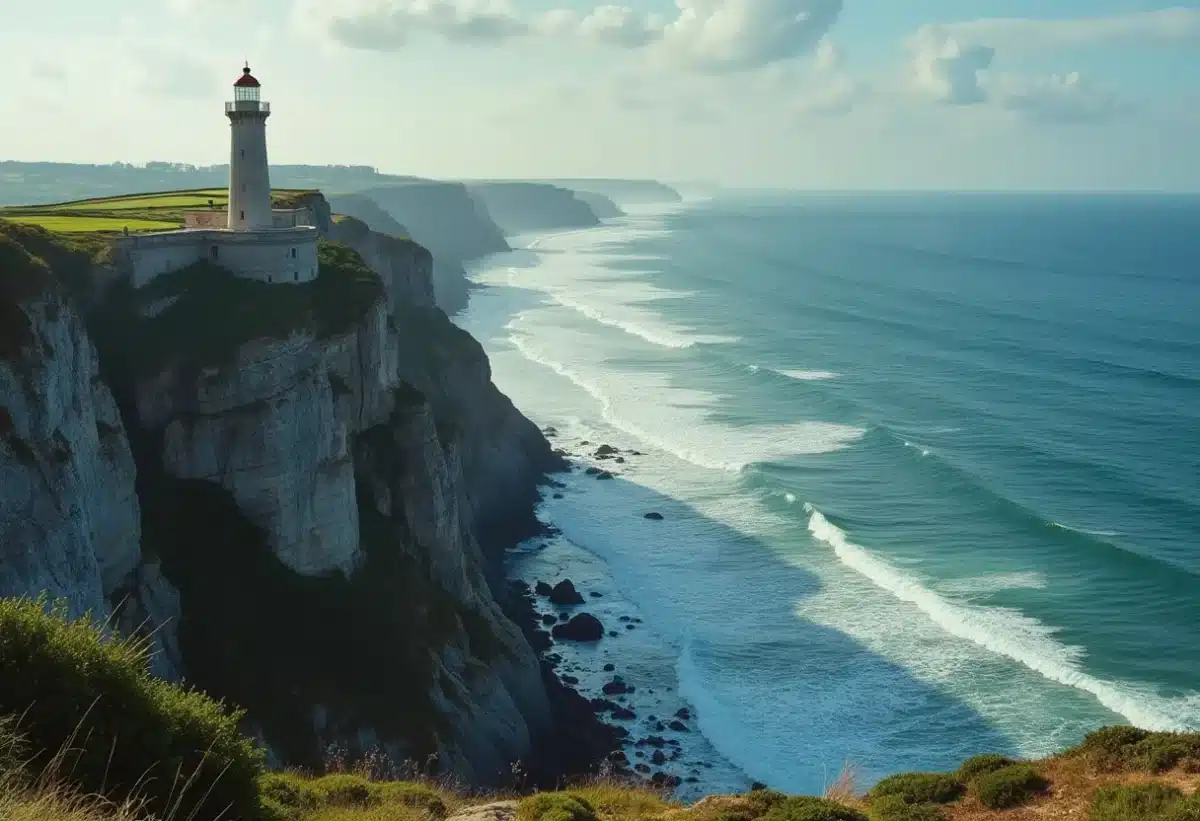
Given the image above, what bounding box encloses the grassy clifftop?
[1,599,1197,821]
[0,188,319,234]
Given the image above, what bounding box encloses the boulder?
[549,579,586,605]
[584,467,601,476]
[612,707,637,720]
[602,677,632,695]
[652,750,667,765]
[551,613,604,642]
[644,512,664,521]
[540,613,557,626]
[534,581,553,596]
[596,471,615,480]
[668,720,689,732]
[675,708,691,720]
[603,663,616,672]
[595,444,619,456]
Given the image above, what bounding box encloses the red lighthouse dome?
[234,63,260,88]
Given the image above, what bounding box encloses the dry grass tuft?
[823,763,865,805]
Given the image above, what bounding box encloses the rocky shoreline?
[500,431,738,795]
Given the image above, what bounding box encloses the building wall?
[184,208,315,230]
[118,227,320,288]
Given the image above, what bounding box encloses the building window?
[294,271,299,282]
[267,275,273,283]
[241,149,245,157]
[291,248,297,259]
[240,210,245,221]
[210,246,218,260]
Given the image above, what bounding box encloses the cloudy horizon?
[1,1,1198,190]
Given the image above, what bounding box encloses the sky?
[1,0,1199,190]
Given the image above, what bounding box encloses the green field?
[3,215,182,232]
[0,188,318,235]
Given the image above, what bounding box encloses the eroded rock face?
[0,276,180,678]
[1,204,568,785]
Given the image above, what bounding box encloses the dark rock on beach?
[551,613,604,642]
[549,579,585,605]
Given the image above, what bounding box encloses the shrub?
[868,773,964,805]
[761,796,868,821]
[1088,783,1183,821]
[955,754,1017,784]
[518,793,599,821]
[1069,727,1200,774]
[973,764,1048,810]
[0,597,263,821]
[258,773,450,821]
[745,789,790,816]
[868,796,946,821]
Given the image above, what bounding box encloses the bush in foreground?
[1088,783,1183,821]
[760,796,868,821]
[260,772,450,821]
[954,754,1017,784]
[868,796,946,821]
[973,764,1048,810]
[867,773,963,806]
[0,597,263,821]
[1070,727,1200,774]
[518,793,599,821]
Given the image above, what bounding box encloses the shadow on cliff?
[528,466,1020,789]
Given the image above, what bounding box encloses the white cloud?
[910,31,994,105]
[323,0,528,48]
[311,0,842,71]
[993,71,1127,123]
[917,7,1200,52]
[793,74,863,117]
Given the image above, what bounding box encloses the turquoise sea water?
[456,193,1200,794]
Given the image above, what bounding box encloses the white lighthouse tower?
[226,63,273,231]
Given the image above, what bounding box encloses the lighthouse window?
[240,210,245,221]
[241,149,245,157]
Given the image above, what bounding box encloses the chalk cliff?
[0,228,180,679]
[0,207,584,785]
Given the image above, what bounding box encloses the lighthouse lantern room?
[226,63,273,231]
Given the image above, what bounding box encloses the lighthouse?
[116,63,320,289]
[226,63,273,231]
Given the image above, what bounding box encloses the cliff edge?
[0,205,600,786]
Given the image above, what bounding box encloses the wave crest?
[804,503,1200,732]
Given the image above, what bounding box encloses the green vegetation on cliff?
[0,597,262,821]
[118,239,383,374]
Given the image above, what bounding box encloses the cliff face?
[0,228,180,679]
[466,183,602,235]
[0,208,573,784]
[334,186,508,315]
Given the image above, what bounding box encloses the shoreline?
[505,431,752,799]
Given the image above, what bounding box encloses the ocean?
[454,192,1200,797]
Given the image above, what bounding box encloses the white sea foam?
[804,504,1200,732]
[507,324,865,472]
[939,572,1049,595]
[488,219,742,350]
[1050,522,1121,538]
[778,369,839,381]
